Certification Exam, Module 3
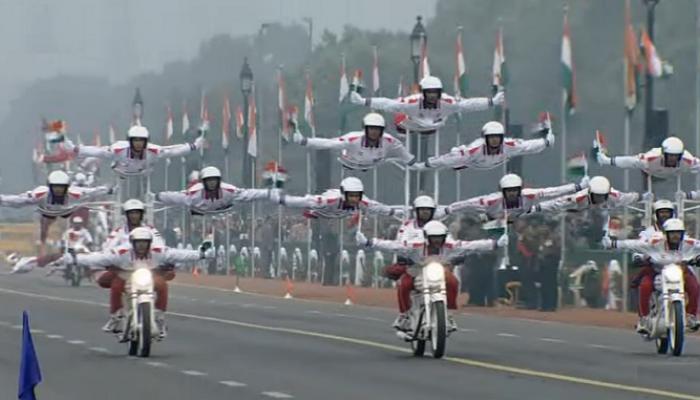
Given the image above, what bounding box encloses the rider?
[596,136,700,178]
[62,216,93,251]
[271,176,401,220]
[292,112,416,171]
[532,176,645,213]
[357,221,508,332]
[602,218,700,333]
[68,227,214,339]
[412,118,554,171]
[156,166,273,214]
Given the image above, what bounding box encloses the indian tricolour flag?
[492,27,507,91]
[641,29,663,78]
[561,9,577,115]
[454,26,468,98]
[567,153,588,178]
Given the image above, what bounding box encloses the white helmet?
[201,166,222,180]
[419,76,443,91]
[588,176,611,195]
[340,177,364,193]
[423,220,448,237]
[362,113,385,129]
[653,199,675,213]
[661,137,684,155]
[47,170,70,186]
[129,227,153,242]
[122,199,145,213]
[482,121,505,137]
[499,174,522,190]
[71,216,83,224]
[413,195,436,209]
[127,125,149,140]
[662,218,685,232]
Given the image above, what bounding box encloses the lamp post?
[409,16,427,197]
[240,57,254,187]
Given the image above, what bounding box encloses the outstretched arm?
[157,140,201,159]
[156,191,191,207]
[299,136,350,151]
[445,195,487,215]
[0,191,39,207]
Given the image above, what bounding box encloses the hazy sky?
[0,0,435,119]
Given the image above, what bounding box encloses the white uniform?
[611,232,700,265]
[395,207,450,244]
[73,243,202,270]
[367,236,497,263]
[103,224,164,250]
[62,228,93,250]
[71,140,201,176]
[367,94,492,132]
[446,183,582,220]
[0,185,110,217]
[277,189,398,219]
[604,147,700,178]
[302,132,414,170]
[157,182,270,214]
[416,136,549,171]
[534,188,640,213]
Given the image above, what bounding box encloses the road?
[0,273,698,399]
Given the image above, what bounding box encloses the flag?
[18,311,42,400]
[165,105,174,144]
[222,95,231,151]
[44,120,66,144]
[339,53,349,102]
[624,0,641,111]
[108,124,116,143]
[397,75,404,97]
[454,27,469,97]
[235,105,244,139]
[492,27,508,91]
[304,72,316,135]
[93,129,101,147]
[592,130,609,159]
[350,69,364,93]
[199,91,210,132]
[419,36,430,79]
[372,45,380,95]
[132,88,143,127]
[182,103,190,136]
[567,153,588,178]
[277,68,289,141]
[641,29,663,78]
[561,9,577,115]
[247,89,257,158]
[287,105,299,133]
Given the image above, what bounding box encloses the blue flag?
[18,311,42,400]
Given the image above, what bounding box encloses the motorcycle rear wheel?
[430,301,446,359]
[669,301,685,357]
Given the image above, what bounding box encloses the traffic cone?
[283,276,293,299]
[192,266,200,277]
[344,283,355,306]
[233,286,242,293]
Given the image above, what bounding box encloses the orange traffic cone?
[192,266,200,277]
[283,276,293,299]
[344,283,356,306]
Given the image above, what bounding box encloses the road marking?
[67,340,85,345]
[262,392,293,399]
[539,338,566,343]
[588,344,614,350]
[46,334,64,339]
[145,361,169,368]
[181,370,207,376]
[0,321,10,326]
[220,380,247,387]
[30,328,45,334]
[11,324,22,330]
[496,333,519,338]
[459,328,477,333]
[2,286,698,400]
[306,310,322,314]
[89,347,110,353]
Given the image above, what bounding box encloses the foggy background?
[1,0,697,207]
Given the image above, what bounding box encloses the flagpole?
[434,129,440,202]
[276,66,284,280]
[339,168,345,286]
[372,168,378,238]
[456,114,462,201]
[225,155,231,275]
[623,110,631,312]
[251,162,256,278]
[560,90,568,280]
[695,0,700,241]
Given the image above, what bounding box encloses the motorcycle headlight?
[424,262,445,284]
[132,268,153,290]
[663,264,683,284]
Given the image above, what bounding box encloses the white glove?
[61,253,75,266]
[409,162,428,171]
[642,191,654,202]
[496,234,509,248]
[596,150,611,165]
[579,175,590,189]
[545,130,555,146]
[350,91,365,106]
[392,207,405,220]
[601,235,613,249]
[193,136,206,150]
[356,231,369,247]
[269,188,283,204]
[11,257,37,274]
[491,91,505,106]
[62,139,76,152]
[292,131,306,145]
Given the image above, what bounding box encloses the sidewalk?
[175,274,644,330]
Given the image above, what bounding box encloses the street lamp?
[410,16,426,85]
[240,57,254,187]
[409,16,427,196]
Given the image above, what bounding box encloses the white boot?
[102,310,124,333]
[686,314,700,332]
[447,315,458,333]
[635,316,650,336]
[392,313,411,331]
[155,310,167,340]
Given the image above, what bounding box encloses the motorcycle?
[646,262,687,356]
[63,244,90,287]
[396,259,449,359]
[119,260,157,358]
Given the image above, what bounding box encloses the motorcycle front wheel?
[669,300,685,357]
[70,266,81,287]
[411,309,426,357]
[137,302,152,358]
[430,301,446,359]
